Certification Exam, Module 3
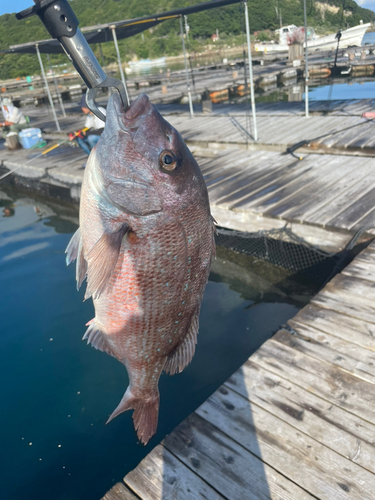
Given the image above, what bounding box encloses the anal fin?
[164,313,199,375]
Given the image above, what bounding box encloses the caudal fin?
[106,387,159,445]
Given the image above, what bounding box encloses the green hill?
[0,0,374,79]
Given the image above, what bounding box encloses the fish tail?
[106,387,160,445]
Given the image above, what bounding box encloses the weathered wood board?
[101,482,139,500]
[164,412,316,500]
[124,445,224,500]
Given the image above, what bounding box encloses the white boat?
[126,57,167,74]
[255,22,371,53]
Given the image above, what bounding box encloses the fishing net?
[215,225,367,287]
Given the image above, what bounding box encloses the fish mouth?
[111,92,152,135]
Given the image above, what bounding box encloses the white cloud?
[356,0,375,9]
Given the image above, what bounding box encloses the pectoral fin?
[85,224,129,300]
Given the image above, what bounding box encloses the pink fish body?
[66,93,215,444]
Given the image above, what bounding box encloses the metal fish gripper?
[16,0,130,121]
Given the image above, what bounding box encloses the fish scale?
[66,92,214,444]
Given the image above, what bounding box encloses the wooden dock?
[2,98,375,499]
[3,105,375,252]
[101,239,375,500]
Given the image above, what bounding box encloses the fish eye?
[159,150,177,172]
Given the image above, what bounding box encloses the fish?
[65,92,215,444]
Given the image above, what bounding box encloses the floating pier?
[2,46,375,108]
[2,97,375,499]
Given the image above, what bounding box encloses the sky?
[1,0,375,17]
[0,0,35,16]
[357,0,375,12]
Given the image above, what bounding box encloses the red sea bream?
[66,93,215,444]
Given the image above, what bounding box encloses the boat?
[255,22,371,53]
[126,57,167,74]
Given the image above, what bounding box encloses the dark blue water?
[0,188,303,500]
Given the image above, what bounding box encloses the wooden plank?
[124,444,224,500]
[223,360,375,475]
[204,158,251,187]
[289,303,375,351]
[192,386,375,500]
[280,157,374,221]
[310,118,356,146]
[312,273,375,324]
[219,117,254,143]
[356,132,375,149]
[262,117,307,144]
[328,123,369,148]
[343,258,375,283]
[252,338,375,425]
[343,122,375,148]
[328,187,375,229]
[275,327,375,385]
[209,154,295,205]
[220,158,317,209]
[101,482,139,500]
[304,168,375,225]
[351,207,375,232]
[255,155,347,217]
[164,412,316,500]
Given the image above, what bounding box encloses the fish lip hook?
[86,77,130,122]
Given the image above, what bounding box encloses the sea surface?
[0,187,308,500]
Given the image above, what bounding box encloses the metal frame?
[303,0,309,118]
[111,26,130,105]
[179,16,194,117]
[46,53,66,117]
[35,44,61,131]
[243,0,258,141]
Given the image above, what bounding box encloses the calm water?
[0,187,306,500]
[308,80,375,101]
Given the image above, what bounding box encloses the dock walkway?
[2,145,375,252]
[2,99,375,499]
[102,238,375,500]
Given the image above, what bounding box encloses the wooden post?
[288,43,303,62]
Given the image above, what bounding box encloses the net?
[215,225,369,288]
